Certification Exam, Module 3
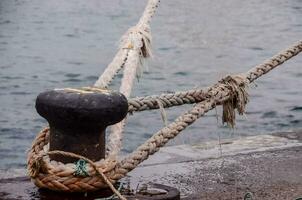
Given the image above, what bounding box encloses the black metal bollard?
[35,88,128,163]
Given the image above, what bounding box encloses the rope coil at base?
[27,128,128,200]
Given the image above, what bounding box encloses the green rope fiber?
[73,159,123,199]
[74,159,89,177]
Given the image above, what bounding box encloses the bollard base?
[0,177,180,200]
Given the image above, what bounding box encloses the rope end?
[221,75,249,128]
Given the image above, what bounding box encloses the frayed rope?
[219,75,249,128]
[156,99,168,127]
[120,25,152,80]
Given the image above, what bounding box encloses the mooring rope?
[127,40,302,113]
[28,41,302,198]
[106,0,161,157]
[93,0,160,88]
[118,40,302,176]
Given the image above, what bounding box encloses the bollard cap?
[36,87,128,130]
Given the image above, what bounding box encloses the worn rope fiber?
[127,40,302,113]
[28,41,302,195]
[94,0,160,89]
[119,40,302,175]
[107,0,161,157]
[40,150,126,200]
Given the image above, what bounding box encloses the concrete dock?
[1,131,302,199]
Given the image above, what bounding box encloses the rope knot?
[120,25,152,58]
[220,75,249,128]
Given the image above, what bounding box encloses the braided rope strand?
[94,48,129,89]
[126,40,302,113]
[107,0,161,156]
[94,0,160,89]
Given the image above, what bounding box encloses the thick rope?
[128,88,208,113]
[28,41,302,195]
[94,49,129,89]
[107,51,140,157]
[35,151,126,200]
[127,40,302,113]
[107,0,161,156]
[118,40,302,174]
[94,0,160,88]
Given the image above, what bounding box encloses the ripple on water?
[67,61,84,65]
[216,54,227,58]
[261,111,277,118]
[0,20,11,24]
[63,78,82,83]
[64,33,77,38]
[0,65,11,69]
[276,121,290,127]
[10,91,32,95]
[294,73,302,77]
[290,119,302,125]
[4,162,26,169]
[0,127,35,139]
[150,76,165,81]
[158,46,176,51]
[174,71,190,76]
[64,73,81,78]
[85,75,98,81]
[1,76,23,80]
[0,128,11,134]
[285,114,294,118]
[292,6,302,10]
[248,46,264,51]
[32,20,44,24]
[290,106,302,111]
[0,152,19,159]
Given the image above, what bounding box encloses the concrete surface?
[127,131,302,199]
[1,131,302,199]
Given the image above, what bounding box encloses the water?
[0,0,302,169]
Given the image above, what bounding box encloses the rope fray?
[121,25,152,58]
[156,99,168,126]
[94,0,160,89]
[120,24,152,80]
[219,75,249,128]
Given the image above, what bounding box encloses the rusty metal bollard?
[35,87,128,163]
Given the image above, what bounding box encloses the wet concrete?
[1,131,302,199]
[0,177,179,200]
[0,177,114,200]
[128,131,302,199]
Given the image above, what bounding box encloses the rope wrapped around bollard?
[27,41,302,199]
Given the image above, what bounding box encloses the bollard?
[35,87,128,163]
